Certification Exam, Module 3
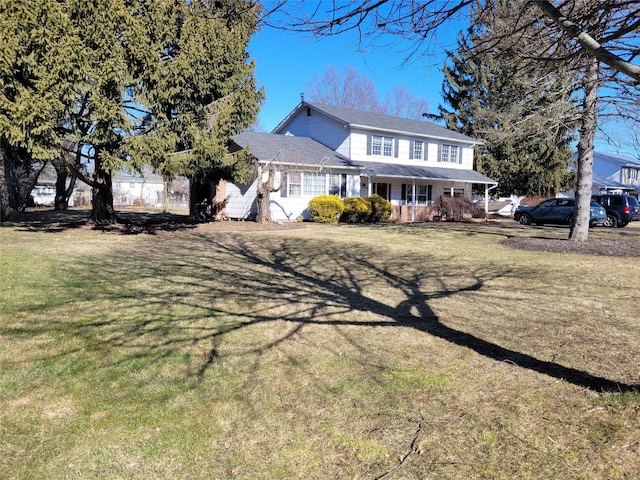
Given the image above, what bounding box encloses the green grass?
[1,217,639,479]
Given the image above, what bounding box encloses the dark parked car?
[591,194,640,228]
[514,198,607,227]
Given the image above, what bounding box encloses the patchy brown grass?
[1,210,639,479]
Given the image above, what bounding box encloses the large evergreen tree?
[65,0,264,223]
[0,0,82,219]
[1,0,263,223]
[439,12,578,197]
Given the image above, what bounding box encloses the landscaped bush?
[341,195,393,223]
[433,195,486,221]
[341,197,370,223]
[368,194,393,222]
[308,195,344,224]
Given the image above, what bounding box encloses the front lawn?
[1,214,638,479]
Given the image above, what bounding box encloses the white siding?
[225,180,258,220]
[263,171,360,221]
[278,110,349,152]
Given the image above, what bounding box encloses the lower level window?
[443,188,465,197]
[402,184,432,205]
[329,174,347,197]
[303,172,326,196]
[287,172,302,196]
[287,171,342,197]
[373,182,391,201]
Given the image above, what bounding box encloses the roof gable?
[275,101,479,145]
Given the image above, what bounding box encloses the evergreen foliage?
[439,3,578,197]
[0,0,264,222]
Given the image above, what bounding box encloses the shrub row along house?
[218,101,497,222]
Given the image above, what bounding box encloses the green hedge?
[308,195,344,224]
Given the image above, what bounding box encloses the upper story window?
[622,166,640,184]
[372,135,394,157]
[413,140,424,160]
[440,144,460,163]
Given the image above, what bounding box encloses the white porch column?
[411,181,416,222]
[484,184,489,215]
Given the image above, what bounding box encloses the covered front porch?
[356,161,497,222]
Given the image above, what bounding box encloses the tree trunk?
[89,155,117,224]
[256,164,281,223]
[53,163,76,211]
[0,143,17,221]
[569,56,598,242]
[189,180,214,220]
[162,178,170,213]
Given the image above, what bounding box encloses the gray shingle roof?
[303,102,479,145]
[233,132,496,184]
[593,173,640,193]
[233,131,360,169]
[356,160,497,185]
[593,151,640,167]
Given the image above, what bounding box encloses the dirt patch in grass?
[500,235,640,257]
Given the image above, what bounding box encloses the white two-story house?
[219,101,496,222]
[591,151,640,195]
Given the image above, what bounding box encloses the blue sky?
[248,15,636,157]
[248,24,458,131]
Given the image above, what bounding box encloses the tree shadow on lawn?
[8,230,637,394]
[3,208,200,234]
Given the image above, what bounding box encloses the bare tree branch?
[533,0,640,83]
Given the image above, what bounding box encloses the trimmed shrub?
[308,195,344,224]
[341,195,393,223]
[368,194,393,222]
[341,197,370,223]
[433,195,486,221]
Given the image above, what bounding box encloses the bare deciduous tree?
[304,66,430,119]
[304,66,380,111]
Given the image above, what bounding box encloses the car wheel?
[518,213,531,225]
[604,214,617,228]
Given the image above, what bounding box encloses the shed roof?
[356,160,497,185]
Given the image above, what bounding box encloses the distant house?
[591,152,640,195]
[221,102,497,222]
[110,169,189,208]
[33,164,189,209]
